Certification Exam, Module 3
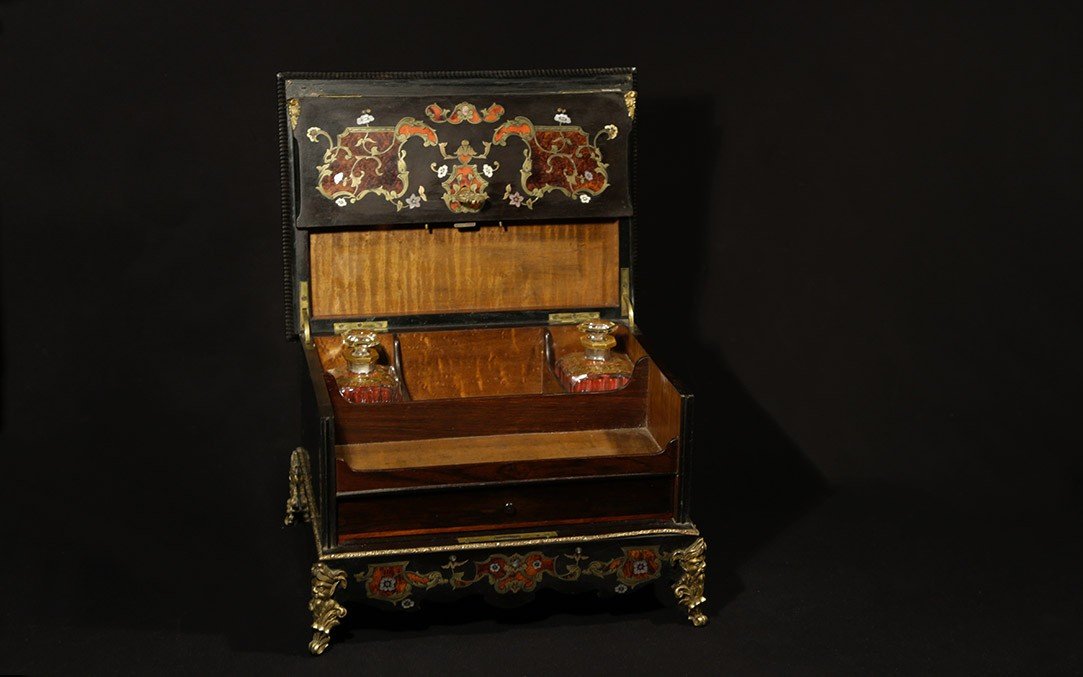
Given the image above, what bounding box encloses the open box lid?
[279,69,638,340]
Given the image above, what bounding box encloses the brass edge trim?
[620,267,634,329]
[457,531,558,543]
[318,526,701,561]
[296,448,324,554]
[308,88,624,99]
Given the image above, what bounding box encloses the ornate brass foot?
[669,537,708,627]
[285,448,311,525]
[308,562,348,655]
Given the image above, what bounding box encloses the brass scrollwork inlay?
[306,117,437,211]
[624,90,637,119]
[431,139,497,213]
[492,115,616,209]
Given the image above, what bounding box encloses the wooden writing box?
[279,69,708,656]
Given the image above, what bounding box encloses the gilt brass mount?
[669,537,708,627]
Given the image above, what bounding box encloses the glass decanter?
[329,330,402,404]
[554,320,634,393]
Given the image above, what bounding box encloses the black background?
[2,1,1081,673]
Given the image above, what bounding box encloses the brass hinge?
[620,267,635,329]
[548,311,600,325]
[298,280,312,345]
[332,320,389,333]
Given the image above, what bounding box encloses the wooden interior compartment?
[341,429,660,472]
[313,323,667,402]
[314,324,685,483]
[547,324,682,448]
[325,357,650,443]
[335,438,679,493]
[315,326,555,400]
[337,475,676,541]
[309,221,620,319]
[319,324,687,542]
[396,326,556,400]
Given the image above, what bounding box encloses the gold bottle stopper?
[577,319,618,357]
[341,330,380,373]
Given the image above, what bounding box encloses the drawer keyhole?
[502,502,517,515]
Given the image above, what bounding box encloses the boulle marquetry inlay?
[426,101,505,125]
[355,545,664,606]
[306,117,437,211]
[493,115,617,209]
[306,101,619,214]
[431,138,498,214]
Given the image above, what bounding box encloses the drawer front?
[337,475,675,542]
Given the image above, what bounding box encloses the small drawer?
[337,475,675,542]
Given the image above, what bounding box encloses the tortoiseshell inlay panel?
[286,73,633,228]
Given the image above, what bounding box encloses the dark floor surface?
[2,483,1079,675]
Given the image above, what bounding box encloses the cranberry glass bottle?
[555,320,634,393]
[329,330,402,404]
